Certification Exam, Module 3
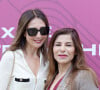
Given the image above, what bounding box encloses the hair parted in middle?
[9,9,49,62]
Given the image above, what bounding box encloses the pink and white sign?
[0,0,100,84]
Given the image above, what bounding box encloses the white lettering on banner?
[1,27,15,38]
[82,44,96,56]
[49,26,52,38]
[49,30,52,38]
[0,26,99,56]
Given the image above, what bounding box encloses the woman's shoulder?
[74,69,95,85]
[75,70,98,90]
[76,70,93,79]
[78,69,92,74]
[1,49,23,59]
[75,70,97,86]
[0,50,14,66]
[2,50,14,58]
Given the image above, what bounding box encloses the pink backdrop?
[0,0,100,85]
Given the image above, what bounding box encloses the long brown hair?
[8,9,49,62]
[45,28,99,88]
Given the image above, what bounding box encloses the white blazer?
[0,49,49,90]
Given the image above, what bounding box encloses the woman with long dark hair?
[45,28,99,90]
[0,9,49,90]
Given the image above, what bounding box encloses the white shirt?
[0,49,49,90]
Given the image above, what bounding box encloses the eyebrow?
[55,42,73,44]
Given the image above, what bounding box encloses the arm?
[0,51,14,90]
[77,70,99,90]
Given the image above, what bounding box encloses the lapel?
[46,72,58,90]
[57,65,73,90]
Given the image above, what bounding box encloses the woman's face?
[24,18,47,49]
[53,34,75,65]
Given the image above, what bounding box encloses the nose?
[36,32,42,38]
[60,45,65,52]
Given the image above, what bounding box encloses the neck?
[58,63,72,75]
[23,44,39,57]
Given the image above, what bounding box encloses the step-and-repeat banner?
[0,0,100,81]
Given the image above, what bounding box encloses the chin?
[35,44,43,48]
[57,60,69,64]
